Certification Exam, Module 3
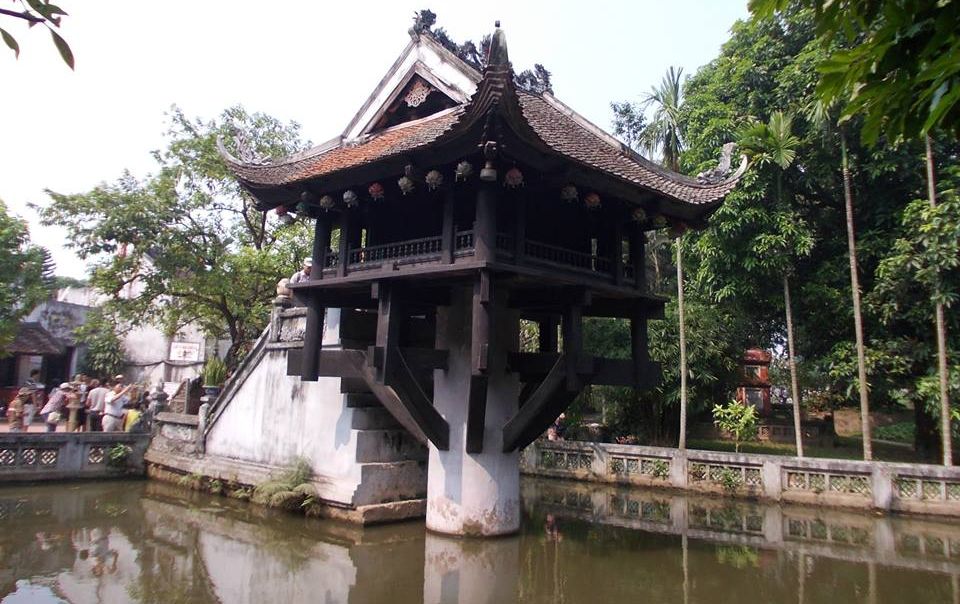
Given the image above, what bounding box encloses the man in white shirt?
[86,379,109,431]
[103,377,133,432]
[289,258,313,284]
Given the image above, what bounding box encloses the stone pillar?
[427,287,521,536]
[423,533,519,604]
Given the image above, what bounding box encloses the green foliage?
[38,105,311,367]
[874,421,914,444]
[252,457,313,512]
[750,0,960,143]
[0,1,73,68]
[716,545,760,568]
[76,308,126,378]
[201,357,228,386]
[0,199,50,354]
[106,444,132,469]
[712,401,759,453]
[718,467,744,491]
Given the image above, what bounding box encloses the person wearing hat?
[103,378,134,432]
[40,382,75,432]
[5,387,33,432]
[86,379,109,432]
[289,258,313,284]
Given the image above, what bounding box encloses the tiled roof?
[517,93,742,205]
[6,322,65,356]
[225,108,463,187]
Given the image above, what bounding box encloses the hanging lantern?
[398,176,415,195]
[295,201,309,214]
[631,208,647,223]
[504,167,524,188]
[455,160,474,181]
[319,195,336,211]
[343,190,359,208]
[425,169,444,191]
[368,182,385,200]
[652,214,668,228]
[670,220,689,238]
[584,192,601,209]
[560,184,578,202]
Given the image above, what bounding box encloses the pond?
[0,477,957,603]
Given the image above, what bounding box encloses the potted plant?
[202,357,228,398]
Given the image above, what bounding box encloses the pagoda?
[221,24,744,536]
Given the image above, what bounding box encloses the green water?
[1,478,957,603]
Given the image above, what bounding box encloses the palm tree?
[738,111,805,456]
[808,101,873,460]
[643,66,689,448]
[641,66,685,171]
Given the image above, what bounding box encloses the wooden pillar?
[301,216,332,381]
[513,194,526,262]
[441,187,455,264]
[336,209,353,278]
[475,182,498,263]
[472,270,492,374]
[538,316,558,353]
[631,311,649,384]
[630,223,646,291]
[374,281,401,383]
[612,219,624,286]
[562,304,583,391]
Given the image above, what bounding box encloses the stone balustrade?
[0,432,150,481]
[521,440,960,517]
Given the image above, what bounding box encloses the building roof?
[6,322,65,356]
[221,26,745,213]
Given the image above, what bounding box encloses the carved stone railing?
[0,432,150,481]
[522,440,960,518]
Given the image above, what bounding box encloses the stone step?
[355,429,428,463]
[341,377,371,394]
[351,406,401,430]
[354,460,427,505]
[346,392,380,408]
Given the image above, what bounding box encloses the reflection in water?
[0,478,958,603]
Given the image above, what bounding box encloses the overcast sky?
[0,0,748,278]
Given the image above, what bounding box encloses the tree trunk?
[677,237,688,450]
[841,131,873,461]
[784,276,804,457]
[926,135,952,466]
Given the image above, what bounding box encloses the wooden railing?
[347,235,443,269]
[523,239,611,275]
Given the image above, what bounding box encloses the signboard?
[169,341,201,362]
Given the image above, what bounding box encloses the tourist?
[5,387,32,432]
[122,401,143,432]
[289,257,313,284]
[40,383,74,432]
[86,379,108,432]
[72,374,89,431]
[102,377,133,432]
[147,383,169,416]
[22,369,42,429]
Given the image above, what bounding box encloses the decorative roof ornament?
[560,184,578,202]
[368,182,385,200]
[697,142,737,184]
[504,167,524,188]
[425,169,444,190]
[652,214,668,229]
[455,160,474,182]
[404,80,433,108]
[584,192,601,209]
[343,190,359,208]
[631,208,647,223]
[398,176,416,195]
[227,127,272,166]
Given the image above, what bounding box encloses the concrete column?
[427,287,521,536]
[423,533,520,604]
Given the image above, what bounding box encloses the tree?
[0,0,73,68]
[0,199,49,353]
[39,106,311,367]
[737,111,808,456]
[76,307,125,379]
[641,66,685,171]
[713,400,759,453]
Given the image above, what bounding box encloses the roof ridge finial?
[485,22,509,68]
[495,20,500,28]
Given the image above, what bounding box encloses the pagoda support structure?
[427,286,521,536]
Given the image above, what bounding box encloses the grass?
[687,436,928,464]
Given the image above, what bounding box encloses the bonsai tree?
[202,357,228,388]
[712,400,759,453]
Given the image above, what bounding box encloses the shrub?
[712,401,759,453]
[202,357,228,386]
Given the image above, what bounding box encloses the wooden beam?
[474,182,497,263]
[562,304,584,391]
[502,354,591,452]
[381,346,450,450]
[585,298,665,319]
[374,281,401,383]
[630,223,646,291]
[337,209,353,278]
[472,270,492,375]
[465,375,489,453]
[300,217,332,381]
[506,352,660,388]
[537,316,559,353]
[508,287,592,310]
[612,219,624,286]
[513,194,526,262]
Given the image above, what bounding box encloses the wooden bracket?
[465,375,489,453]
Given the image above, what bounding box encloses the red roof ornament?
[584,192,601,209]
[504,167,524,188]
[368,182,385,200]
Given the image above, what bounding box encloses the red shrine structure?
[222,24,744,535]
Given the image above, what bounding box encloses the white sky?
[0,0,748,279]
